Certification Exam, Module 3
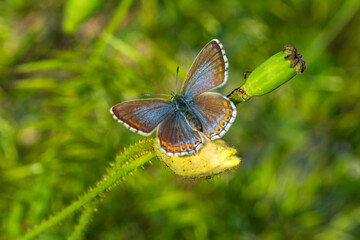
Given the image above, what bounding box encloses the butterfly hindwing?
[181,39,228,99]
[110,98,174,136]
[190,92,236,140]
[157,111,203,156]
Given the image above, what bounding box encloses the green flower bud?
[228,45,306,104]
[155,140,241,177]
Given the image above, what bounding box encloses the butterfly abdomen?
[172,95,202,132]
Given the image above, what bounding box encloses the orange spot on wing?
[180,145,186,150]
[225,108,230,114]
[217,59,222,65]
[223,101,229,107]
[174,146,180,151]
[187,143,194,149]
[220,119,225,127]
[224,114,230,120]
[161,139,167,147]
[128,119,141,129]
[218,66,223,72]
[215,126,221,133]
[167,145,174,151]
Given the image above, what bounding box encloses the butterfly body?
[110,39,237,156]
[172,94,203,132]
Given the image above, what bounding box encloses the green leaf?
[62,0,103,34]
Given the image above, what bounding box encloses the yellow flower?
[155,140,241,177]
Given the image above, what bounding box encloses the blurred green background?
[1,0,360,239]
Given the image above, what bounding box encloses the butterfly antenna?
[175,66,179,95]
[142,93,171,97]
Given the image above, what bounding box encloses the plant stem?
[20,139,155,240]
[68,200,98,240]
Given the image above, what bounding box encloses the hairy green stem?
[68,200,99,240]
[20,139,155,240]
[113,138,155,170]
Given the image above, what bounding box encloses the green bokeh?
[1,0,360,239]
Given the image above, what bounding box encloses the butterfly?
[110,39,237,156]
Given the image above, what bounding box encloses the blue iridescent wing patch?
[110,98,173,136]
[190,92,236,140]
[181,39,229,99]
[157,111,203,156]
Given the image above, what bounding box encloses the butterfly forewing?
[110,98,173,136]
[181,39,229,99]
[157,111,203,156]
[190,92,236,140]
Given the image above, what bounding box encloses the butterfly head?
[170,92,178,100]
